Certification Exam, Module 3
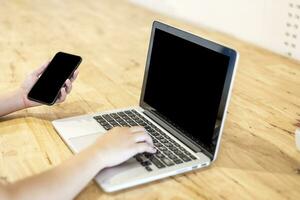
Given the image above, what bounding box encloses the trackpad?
[69,132,104,153]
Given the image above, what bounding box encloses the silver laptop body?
[52,21,239,192]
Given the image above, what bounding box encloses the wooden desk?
[0,0,299,199]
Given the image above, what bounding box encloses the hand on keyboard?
[91,126,156,168]
[94,110,198,172]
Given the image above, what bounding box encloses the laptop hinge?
[142,109,213,160]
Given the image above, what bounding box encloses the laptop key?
[94,116,105,120]
[103,114,112,120]
[136,119,144,124]
[135,155,143,162]
[168,154,177,160]
[171,140,179,145]
[103,125,112,130]
[181,156,191,162]
[139,122,147,126]
[99,121,109,126]
[148,129,156,133]
[129,121,138,126]
[150,157,165,168]
[185,152,192,157]
[95,118,102,122]
[141,160,151,166]
[165,143,173,147]
[132,110,139,114]
[161,157,174,166]
[160,139,168,143]
[144,152,154,159]
[158,146,167,151]
[120,115,129,120]
[119,121,129,126]
[164,135,171,139]
[174,143,181,147]
[110,113,118,117]
[155,143,163,147]
[124,110,133,115]
[135,112,143,117]
[169,146,178,151]
[178,147,185,151]
[149,123,156,128]
[131,117,140,121]
[162,148,169,154]
[164,150,172,156]
[125,118,133,123]
[143,118,150,124]
[150,132,159,136]
[177,152,185,157]
[174,159,183,164]
[173,149,181,155]
[155,152,164,158]
[108,119,117,124]
[117,112,126,117]
[115,117,123,122]
[155,135,164,140]
[145,166,152,172]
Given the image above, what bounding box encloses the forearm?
[0,127,154,200]
[6,144,105,200]
[0,90,25,117]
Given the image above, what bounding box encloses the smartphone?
[27,52,82,105]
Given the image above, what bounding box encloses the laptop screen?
[142,28,231,154]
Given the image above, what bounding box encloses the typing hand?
[92,126,156,168]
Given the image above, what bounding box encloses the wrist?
[88,143,108,170]
[16,88,29,109]
[14,89,27,110]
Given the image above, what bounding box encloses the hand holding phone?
[27,52,82,105]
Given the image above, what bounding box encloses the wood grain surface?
[0,0,299,199]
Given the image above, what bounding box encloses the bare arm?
[0,64,156,199]
[0,127,155,200]
[0,89,25,117]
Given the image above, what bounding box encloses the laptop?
[52,21,239,192]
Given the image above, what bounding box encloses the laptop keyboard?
[93,110,197,172]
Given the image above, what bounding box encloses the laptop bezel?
[139,21,238,160]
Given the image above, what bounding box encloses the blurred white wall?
[130,0,300,60]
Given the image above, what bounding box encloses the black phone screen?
[28,52,82,105]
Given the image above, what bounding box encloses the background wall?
[130,0,300,61]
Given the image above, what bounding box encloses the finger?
[133,132,154,147]
[64,79,72,94]
[129,126,146,133]
[134,143,156,154]
[112,126,128,131]
[70,69,79,82]
[57,87,67,103]
[33,62,49,76]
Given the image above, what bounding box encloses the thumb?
[33,62,49,76]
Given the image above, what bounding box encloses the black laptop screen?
[142,28,230,153]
